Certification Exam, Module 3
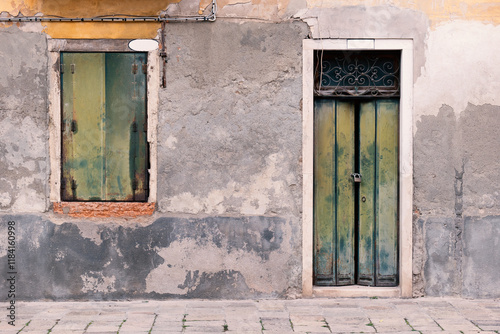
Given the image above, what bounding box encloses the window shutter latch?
[71,120,77,133]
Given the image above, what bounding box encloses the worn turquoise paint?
[314,100,355,286]
[314,99,336,284]
[61,52,148,201]
[374,100,398,286]
[314,99,398,287]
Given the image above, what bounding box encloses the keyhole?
[361,196,366,202]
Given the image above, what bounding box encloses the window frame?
[48,39,159,215]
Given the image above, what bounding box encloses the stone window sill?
[53,202,155,218]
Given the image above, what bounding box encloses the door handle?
[351,173,362,183]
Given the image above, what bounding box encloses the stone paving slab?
[0,297,496,333]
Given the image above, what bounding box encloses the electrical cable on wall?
[0,0,216,23]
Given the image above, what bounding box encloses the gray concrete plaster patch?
[157,20,308,217]
[0,214,297,300]
[462,216,500,298]
[423,217,462,297]
[459,104,500,217]
[0,26,49,213]
[414,103,500,297]
[414,105,458,216]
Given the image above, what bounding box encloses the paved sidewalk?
[0,297,499,334]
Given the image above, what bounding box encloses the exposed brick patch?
[53,202,155,218]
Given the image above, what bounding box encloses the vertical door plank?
[375,100,399,286]
[105,53,148,201]
[335,101,356,285]
[314,99,336,284]
[61,53,105,201]
[358,101,376,285]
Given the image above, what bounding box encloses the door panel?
[358,101,376,285]
[335,102,356,285]
[313,99,336,284]
[375,100,398,285]
[314,98,399,287]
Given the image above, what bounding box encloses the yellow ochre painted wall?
[1,0,499,39]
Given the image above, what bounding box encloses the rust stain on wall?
[53,202,156,218]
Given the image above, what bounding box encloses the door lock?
[351,173,362,183]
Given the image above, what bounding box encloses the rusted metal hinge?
[142,64,147,74]
[71,120,77,133]
[132,63,138,74]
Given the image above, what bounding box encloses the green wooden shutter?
[61,52,148,201]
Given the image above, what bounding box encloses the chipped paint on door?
[314,99,399,286]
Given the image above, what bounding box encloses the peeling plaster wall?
[0,20,307,300]
[412,22,500,297]
[0,25,49,213]
[0,215,301,299]
[157,21,307,218]
[1,0,500,300]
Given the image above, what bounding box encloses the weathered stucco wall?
[0,25,49,213]
[0,20,307,300]
[0,0,500,299]
[0,215,300,299]
[412,22,500,298]
[157,21,306,217]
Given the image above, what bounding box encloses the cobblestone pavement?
[0,297,499,334]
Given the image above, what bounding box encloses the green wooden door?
[314,98,398,286]
[61,52,148,201]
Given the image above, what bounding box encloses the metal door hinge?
[71,120,77,133]
[142,64,147,74]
